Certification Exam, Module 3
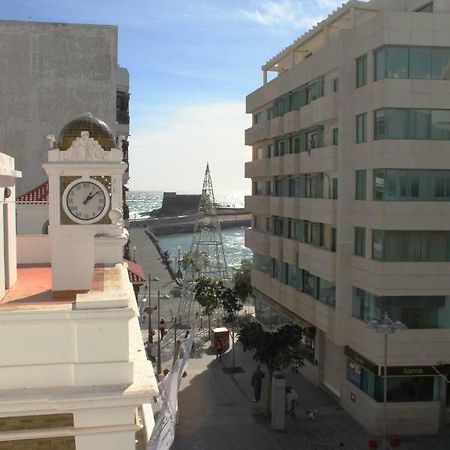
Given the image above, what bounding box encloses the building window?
[291,134,301,153]
[354,227,366,257]
[374,169,450,201]
[318,278,336,307]
[332,178,338,200]
[302,270,319,299]
[355,170,367,200]
[374,108,450,140]
[116,91,129,125]
[256,147,265,160]
[253,111,263,125]
[356,54,367,88]
[352,287,450,329]
[306,77,324,103]
[332,128,338,146]
[372,230,450,262]
[333,78,339,92]
[374,45,450,81]
[356,113,367,143]
[253,181,264,195]
[331,228,337,252]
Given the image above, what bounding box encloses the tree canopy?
[233,258,253,302]
[238,322,304,372]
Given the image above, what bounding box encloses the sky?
[2,0,346,193]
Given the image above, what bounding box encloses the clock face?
[63,179,110,224]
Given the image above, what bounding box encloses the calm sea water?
[129,191,252,270]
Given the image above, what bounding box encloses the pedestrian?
[251,364,265,402]
[159,318,166,338]
[216,338,224,359]
[285,386,299,417]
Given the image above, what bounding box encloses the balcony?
[351,256,450,296]
[298,94,337,129]
[349,317,450,367]
[245,228,269,255]
[245,159,270,178]
[245,195,270,216]
[251,269,335,335]
[354,200,450,230]
[245,122,269,146]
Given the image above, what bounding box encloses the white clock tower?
[43,113,127,296]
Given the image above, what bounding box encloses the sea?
[128,191,252,270]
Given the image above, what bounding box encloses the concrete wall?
[16,204,49,235]
[17,235,51,264]
[0,21,118,195]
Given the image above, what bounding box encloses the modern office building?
[0,20,130,197]
[245,0,450,435]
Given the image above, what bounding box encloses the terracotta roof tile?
[125,260,146,283]
[17,180,49,203]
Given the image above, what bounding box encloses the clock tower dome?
[43,113,127,296]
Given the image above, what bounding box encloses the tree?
[221,287,243,371]
[194,277,224,339]
[233,259,253,303]
[181,251,208,278]
[238,322,304,414]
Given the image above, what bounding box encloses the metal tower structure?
[187,163,229,281]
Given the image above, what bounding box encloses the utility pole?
[148,274,153,343]
[157,289,161,375]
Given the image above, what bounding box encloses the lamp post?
[367,313,407,450]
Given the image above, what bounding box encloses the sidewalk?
[173,337,450,450]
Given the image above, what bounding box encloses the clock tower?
[43,113,127,296]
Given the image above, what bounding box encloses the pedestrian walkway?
[173,338,450,450]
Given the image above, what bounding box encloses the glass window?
[288,264,300,290]
[332,128,339,146]
[306,127,324,150]
[332,178,338,200]
[409,109,430,139]
[318,279,336,307]
[374,169,385,200]
[386,108,409,139]
[372,230,384,261]
[331,228,337,252]
[409,47,432,79]
[302,270,318,298]
[355,170,367,200]
[356,54,367,88]
[432,48,450,80]
[256,147,265,160]
[386,46,409,79]
[333,78,339,92]
[374,47,386,81]
[374,109,386,140]
[356,113,367,143]
[355,227,366,257]
[430,109,450,140]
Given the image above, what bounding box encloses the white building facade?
[245,0,450,435]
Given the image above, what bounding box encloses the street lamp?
[367,313,407,450]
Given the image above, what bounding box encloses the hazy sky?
[3,0,345,193]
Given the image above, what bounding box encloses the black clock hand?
[85,191,100,204]
[83,192,94,205]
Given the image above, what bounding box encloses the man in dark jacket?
[251,365,265,402]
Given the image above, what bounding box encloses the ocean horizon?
[128,190,252,269]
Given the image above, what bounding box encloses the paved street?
[131,227,450,450]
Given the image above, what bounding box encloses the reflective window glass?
[386,47,408,79]
[409,109,430,139]
[356,54,367,87]
[356,113,367,143]
[409,47,432,79]
[430,110,450,140]
[432,48,450,80]
[374,110,385,140]
[374,47,386,81]
[386,109,409,139]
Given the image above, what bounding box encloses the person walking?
[251,365,265,402]
[159,318,166,338]
[285,386,299,417]
[215,338,224,359]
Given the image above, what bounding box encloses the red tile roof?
[125,259,146,283]
[17,180,49,203]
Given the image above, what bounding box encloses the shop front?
[342,347,448,434]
